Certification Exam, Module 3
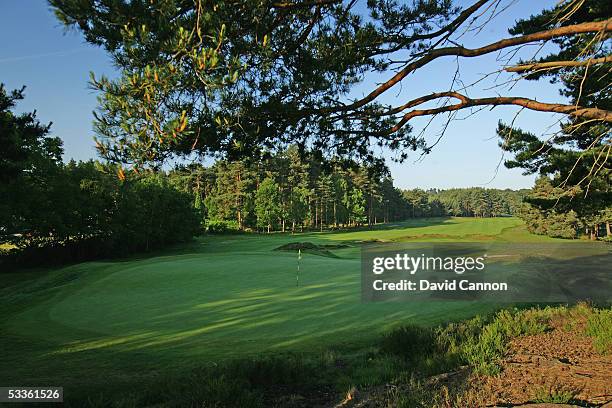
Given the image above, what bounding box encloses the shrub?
[112,175,202,254]
[380,324,436,363]
[585,309,612,354]
[532,384,577,404]
[463,322,506,375]
[206,219,241,234]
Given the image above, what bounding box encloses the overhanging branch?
[272,0,340,9]
[506,55,612,72]
[379,92,612,135]
[366,0,491,57]
[325,18,612,113]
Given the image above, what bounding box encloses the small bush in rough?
[532,384,577,404]
[463,308,549,375]
[585,309,612,354]
[380,325,436,363]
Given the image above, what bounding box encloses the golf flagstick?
[296,249,301,287]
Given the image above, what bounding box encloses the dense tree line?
[517,177,611,240]
[0,85,201,267]
[445,188,525,218]
[167,150,526,233]
[167,147,398,233]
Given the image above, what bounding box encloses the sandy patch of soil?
[478,315,612,406]
[336,313,611,407]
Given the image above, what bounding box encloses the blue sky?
[0,0,561,189]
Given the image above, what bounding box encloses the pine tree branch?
[379,92,612,135]
[272,0,340,9]
[505,55,612,72]
[324,18,612,113]
[366,0,491,57]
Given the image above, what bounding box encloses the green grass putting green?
[0,217,561,394]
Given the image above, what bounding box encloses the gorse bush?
[433,315,486,371]
[462,323,506,375]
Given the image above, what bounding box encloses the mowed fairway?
[1,217,555,390]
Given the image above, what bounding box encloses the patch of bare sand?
[478,314,612,406]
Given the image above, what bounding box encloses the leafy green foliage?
[206,219,240,234]
[365,308,551,379]
[112,174,202,253]
[2,163,202,268]
[428,187,526,218]
[255,177,281,232]
[0,85,63,180]
[0,85,64,242]
[518,176,610,239]
[166,149,526,234]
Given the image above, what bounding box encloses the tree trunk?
[369,194,373,226]
[320,201,324,231]
[236,171,242,230]
[333,201,337,227]
[320,205,323,232]
[606,221,611,237]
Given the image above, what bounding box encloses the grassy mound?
[274,241,351,258]
[275,241,351,251]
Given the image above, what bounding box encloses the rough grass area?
[4,303,605,407]
[362,304,612,408]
